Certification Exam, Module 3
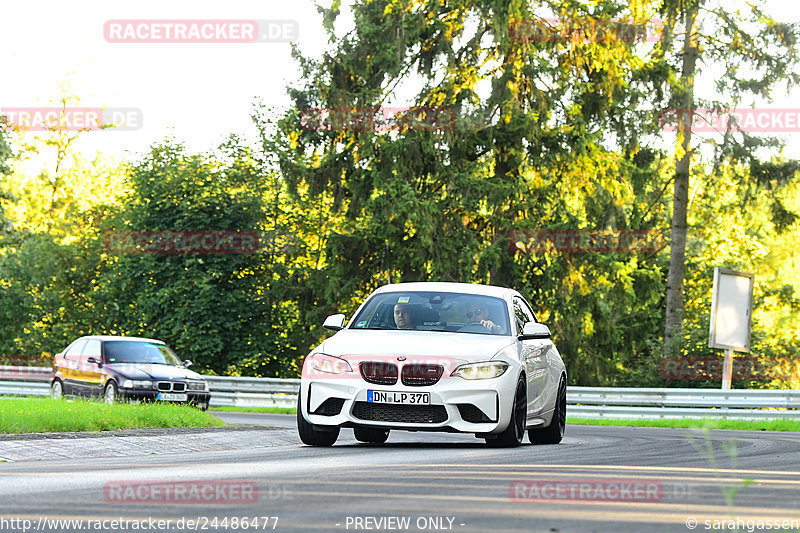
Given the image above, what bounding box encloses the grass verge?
[567,417,800,431]
[0,398,226,434]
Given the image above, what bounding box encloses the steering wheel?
[458,321,490,333]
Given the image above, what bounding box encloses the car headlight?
[451,362,509,380]
[187,381,208,391]
[308,353,353,374]
[120,379,153,389]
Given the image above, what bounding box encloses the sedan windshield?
[104,341,183,365]
[350,291,510,335]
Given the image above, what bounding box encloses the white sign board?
[708,267,754,352]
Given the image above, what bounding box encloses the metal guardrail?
[2,367,800,418]
[0,367,301,409]
[567,387,800,420]
[204,376,299,408]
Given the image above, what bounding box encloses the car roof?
[373,282,516,299]
[74,335,166,345]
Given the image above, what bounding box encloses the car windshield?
[349,291,511,335]
[104,341,183,365]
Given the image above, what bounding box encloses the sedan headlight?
[451,362,509,380]
[187,381,209,391]
[120,379,153,389]
[308,353,353,374]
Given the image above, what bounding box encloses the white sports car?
[297,282,567,447]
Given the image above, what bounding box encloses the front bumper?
[302,368,519,434]
[118,388,210,407]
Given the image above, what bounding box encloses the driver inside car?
[465,303,505,334]
[393,303,418,330]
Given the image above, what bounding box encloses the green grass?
[209,406,296,414]
[0,398,226,434]
[567,417,800,431]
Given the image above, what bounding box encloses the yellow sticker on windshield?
[397,296,410,303]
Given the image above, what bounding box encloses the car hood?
[111,364,205,381]
[319,329,515,363]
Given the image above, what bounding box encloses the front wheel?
[103,381,118,405]
[529,375,566,445]
[354,426,390,444]
[50,380,64,400]
[486,377,526,448]
[296,391,339,446]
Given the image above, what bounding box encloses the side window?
[64,339,87,359]
[512,298,529,334]
[81,340,101,358]
[513,297,536,334]
[519,298,538,323]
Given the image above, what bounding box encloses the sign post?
[708,267,754,389]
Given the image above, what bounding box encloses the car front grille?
[157,381,186,392]
[352,402,448,424]
[401,364,444,386]
[360,362,398,385]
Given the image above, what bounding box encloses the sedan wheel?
[50,380,64,400]
[103,382,118,405]
[529,375,566,444]
[486,377,526,448]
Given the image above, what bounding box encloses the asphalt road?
[1,413,799,533]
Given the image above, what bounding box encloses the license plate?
[367,390,430,405]
[157,393,188,402]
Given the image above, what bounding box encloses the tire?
[529,375,566,445]
[354,426,390,444]
[296,391,339,446]
[485,377,526,448]
[103,381,118,405]
[50,380,64,400]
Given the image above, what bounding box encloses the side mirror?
[519,322,551,340]
[87,356,102,367]
[323,314,346,332]
[183,360,193,368]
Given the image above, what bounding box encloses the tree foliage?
[0,2,798,387]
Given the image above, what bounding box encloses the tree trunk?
[663,1,701,356]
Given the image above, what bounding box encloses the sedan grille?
[352,402,447,424]
[157,381,186,392]
[401,364,443,386]
[359,362,398,385]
